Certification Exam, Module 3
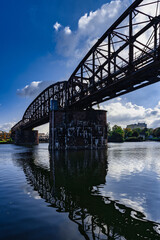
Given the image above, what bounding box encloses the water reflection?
[13,148,160,240]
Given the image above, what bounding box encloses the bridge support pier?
[49,109,107,150]
[14,129,39,145]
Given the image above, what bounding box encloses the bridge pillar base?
[14,129,39,145]
[49,109,107,150]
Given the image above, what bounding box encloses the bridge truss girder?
[12,0,160,131]
[67,0,160,108]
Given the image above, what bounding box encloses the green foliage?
[132,129,139,137]
[153,127,160,138]
[107,123,111,136]
[109,125,124,142]
[108,125,155,142]
[124,128,132,138]
[148,128,153,136]
[0,138,13,144]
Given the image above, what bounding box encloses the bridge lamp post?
[49,99,58,150]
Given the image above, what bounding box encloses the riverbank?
[0,140,13,144]
[108,138,160,143]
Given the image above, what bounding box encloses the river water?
[0,142,160,240]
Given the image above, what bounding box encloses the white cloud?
[0,122,16,132]
[23,184,41,200]
[34,123,49,134]
[64,26,71,35]
[54,0,131,59]
[100,99,160,128]
[53,0,160,70]
[17,81,51,98]
[78,11,97,30]
[53,22,61,31]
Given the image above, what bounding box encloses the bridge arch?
[12,0,160,132]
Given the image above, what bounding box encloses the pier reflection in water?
[13,146,160,240]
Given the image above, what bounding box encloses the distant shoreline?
[0,141,13,144]
[108,139,160,143]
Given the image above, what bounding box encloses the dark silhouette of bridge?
[12,0,160,132]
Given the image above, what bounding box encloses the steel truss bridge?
[12,0,160,131]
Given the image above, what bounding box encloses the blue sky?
[1,0,160,132]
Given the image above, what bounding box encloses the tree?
[107,123,111,137]
[132,129,139,137]
[153,128,160,138]
[148,128,153,136]
[124,128,132,138]
[110,125,124,142]
[140,128,150,138]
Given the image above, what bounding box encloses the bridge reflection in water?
[14,149,159,240]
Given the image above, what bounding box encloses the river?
[0,142,160,239]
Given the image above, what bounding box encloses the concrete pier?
[14,129,39,145]
[49,109,107,150]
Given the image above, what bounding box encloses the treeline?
[0,131,12,144]
[108,125,160,142]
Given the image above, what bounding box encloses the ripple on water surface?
[0,142,160,240]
